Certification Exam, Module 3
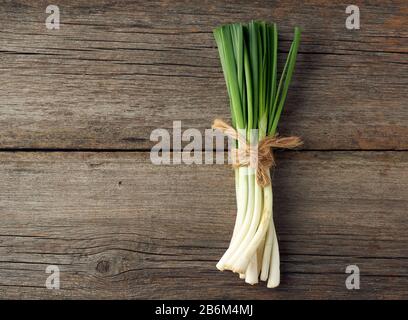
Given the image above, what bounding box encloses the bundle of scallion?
[212,21,301,288]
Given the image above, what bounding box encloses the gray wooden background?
[0,0,407,299]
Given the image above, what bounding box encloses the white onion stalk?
[245,254,259,285]
[268,220,280,288]
[230,178,272,274]
[219,164,274,276]
[216,165,248,270]
[227,174,262,267]
[217,162,280,286]
[230,167,248,242]
[260,217,274,281]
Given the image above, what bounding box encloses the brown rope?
[212,119,302,187]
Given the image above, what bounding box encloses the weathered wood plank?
[0,0,406,149]
[0,151,407,299]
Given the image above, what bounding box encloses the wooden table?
[0,0,407,299]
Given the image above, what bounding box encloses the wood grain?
[0,0,407,149]
[0,151,407,299]
[0,0,407,301]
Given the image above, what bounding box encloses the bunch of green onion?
[213,21,301,287]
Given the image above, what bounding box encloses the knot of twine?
[212,119,302,187]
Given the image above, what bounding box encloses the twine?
[212,119,302,187]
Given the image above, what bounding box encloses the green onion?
[213,21,301,288]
